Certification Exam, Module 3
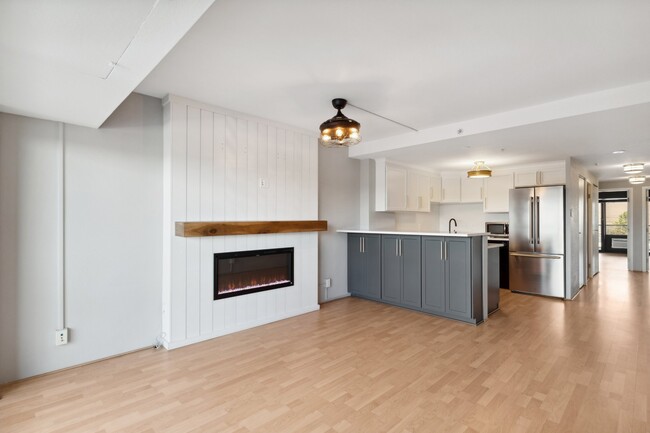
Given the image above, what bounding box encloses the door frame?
[643,186,649,272]
[599,187,633,270]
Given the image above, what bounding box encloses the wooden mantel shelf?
[175,220,328,237]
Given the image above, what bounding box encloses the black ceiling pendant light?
[318,98,362,147]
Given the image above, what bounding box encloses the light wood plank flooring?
[1,253,648,432]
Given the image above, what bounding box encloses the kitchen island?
[338,229,488,324]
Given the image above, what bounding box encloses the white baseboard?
[320,292,351,303]
[162,304,321,350]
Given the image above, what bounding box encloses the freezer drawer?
[509,252,565,298]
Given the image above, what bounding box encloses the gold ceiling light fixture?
[318,98,361,147]
[623,162,644,174]
[467,161,492,178]
[628,175,646,185]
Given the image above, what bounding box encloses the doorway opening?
[598,190,628,254]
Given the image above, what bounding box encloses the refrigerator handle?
[529,197,535,245]
[536,196,540,244]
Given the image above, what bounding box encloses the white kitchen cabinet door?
[417,173,431,211]
[483,174,514,213]
[441,177,461,203]
[514,170,538,187]
[430,176,442,203]
[461,177,484,203]
[539,167,566,185]
[386,164,407,211]
[514,164,566,187]
[406,171,420,211]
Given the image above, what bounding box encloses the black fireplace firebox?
[213,247,294,300]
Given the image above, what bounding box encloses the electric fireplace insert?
[213,247,294,300]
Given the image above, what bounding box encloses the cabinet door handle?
[396,239,399,256]
[444,242,448,261]
[360,237,363,253]
[440,242,443,260]
[400,239,402,256]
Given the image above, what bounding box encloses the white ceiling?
[135,0,650,181]
[3,1,650,181]
[0,0,215,127]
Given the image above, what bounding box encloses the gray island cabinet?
[347,233,382,300]
[381,235,421,309]
[343,230,485,325]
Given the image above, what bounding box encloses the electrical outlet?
[324,278,332,288]
[258,178,269,188]
[55,328,68,346]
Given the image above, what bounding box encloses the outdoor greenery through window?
[605,202,628,235]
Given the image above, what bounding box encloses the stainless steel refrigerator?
[509,185,565,298]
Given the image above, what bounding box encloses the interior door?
[591,185,599,276]
[578,177,586,287]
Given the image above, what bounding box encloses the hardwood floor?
[1,253,648,432]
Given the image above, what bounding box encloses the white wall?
[0,94,162,383]
[565,158,599,298]
[162,95,319,349]
[318,147,360,301]
[436,203,508,233]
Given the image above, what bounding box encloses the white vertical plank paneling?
[306,234,318,307]
[224,297,236,329]
[212,113,226,333]
[247,122,258,223]
[301,135,310,220]
[257,124,268,222]
[267,125,277,221]
[236,119,248,222]
[186,106,201,339]
[224,117,238,256]
[285,131,296,219]
[164,96,320,349]
[199,110,214,335]
[170,101,187,342]
[309,135,318,218]
[276,129,286,221]
[287,233,300,312]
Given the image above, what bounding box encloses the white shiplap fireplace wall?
[162,95,319,349]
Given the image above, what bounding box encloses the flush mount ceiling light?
[629,175,646,185]
[612,150,626,154]
[318,99,361,147]
[623,162,644,174]
[467,161,492,178]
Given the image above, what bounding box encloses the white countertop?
[337,229,488,237]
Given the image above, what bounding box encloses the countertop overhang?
[337,229,488,237]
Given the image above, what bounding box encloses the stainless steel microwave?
[485,222,509,236]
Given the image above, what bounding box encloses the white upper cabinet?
[461,177,484,203]
[386,164,407,211]
[430,175,442,203]
[441,177,461,203]
[483,173,514,213]
[375,158,432,212]
[514,163,566,187]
